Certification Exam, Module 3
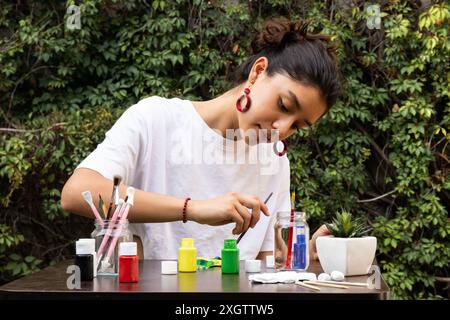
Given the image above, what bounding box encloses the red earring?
[236,81,254,112]
[273,140,288,157]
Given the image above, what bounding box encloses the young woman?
[61,17,339,261]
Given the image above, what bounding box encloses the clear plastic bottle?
[91,219,132,275]
[274,211,310,271]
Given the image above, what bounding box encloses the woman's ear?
[249,57,269,82]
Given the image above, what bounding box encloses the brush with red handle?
[285,192,296,269]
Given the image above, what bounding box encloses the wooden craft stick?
[315,280,368,287]
[304,281,349,289]
[296,281,321,291]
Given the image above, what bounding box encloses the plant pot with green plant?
[316,210,377,276]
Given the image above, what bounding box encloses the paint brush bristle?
[113,175,121,188]
[106,175,122,220]
[98,194,106,220]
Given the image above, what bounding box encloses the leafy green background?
[0,0,449,299]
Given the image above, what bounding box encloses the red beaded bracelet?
[182,197,191,223]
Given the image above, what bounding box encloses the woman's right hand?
[187,192,270,235]
[309,224,330,260]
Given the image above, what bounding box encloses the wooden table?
[0,259,389,300]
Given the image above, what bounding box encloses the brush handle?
[285,209,295,269]
[96,203,125,261]
[236,192,273,244]
[236,230,246,244]
[105,204,131,260]
[106,185,118,220]
[304,281,349,289]
[106,201,114,220]
[89,203,104,225]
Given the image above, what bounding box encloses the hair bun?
[251,17,331,53]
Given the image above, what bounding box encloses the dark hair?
[233,17,341,109]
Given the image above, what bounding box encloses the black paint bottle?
[75,240,94,281]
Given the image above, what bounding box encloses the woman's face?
[237,59,327,143]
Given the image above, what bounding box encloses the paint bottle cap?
[76,240,92,255]
[265,255,275,268]
[119,242,137,256]
[180,238,194,248]
[161,261,178,275]
[78,238,95,253]
[223,239,237,249]
[245,260,261,273]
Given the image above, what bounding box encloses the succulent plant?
[325,210,371,238]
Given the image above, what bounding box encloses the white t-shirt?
[77,96,291,260]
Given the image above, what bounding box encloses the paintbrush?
[285,191,296,269]
[106,175,122,220]
[237,192,273,244]
[98,194,107,220]
[96,198,125,270]
[101,187,135,271]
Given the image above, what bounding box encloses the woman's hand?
[309,224,330,260]
[187,192,270,234]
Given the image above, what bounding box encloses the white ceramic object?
[330,270,345,281]
[318,273,331,281]
[316,236,377,276]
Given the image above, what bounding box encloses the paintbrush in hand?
[237,192,273,244]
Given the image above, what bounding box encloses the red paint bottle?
[119,242,139,283]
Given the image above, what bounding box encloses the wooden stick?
[295,281,321,291]
[314,280,368,287]
[304,281,349,289]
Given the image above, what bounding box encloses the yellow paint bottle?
[178,238,197,272]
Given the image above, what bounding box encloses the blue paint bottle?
[293,213,309,271]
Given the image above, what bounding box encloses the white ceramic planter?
[316,236,377,276]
